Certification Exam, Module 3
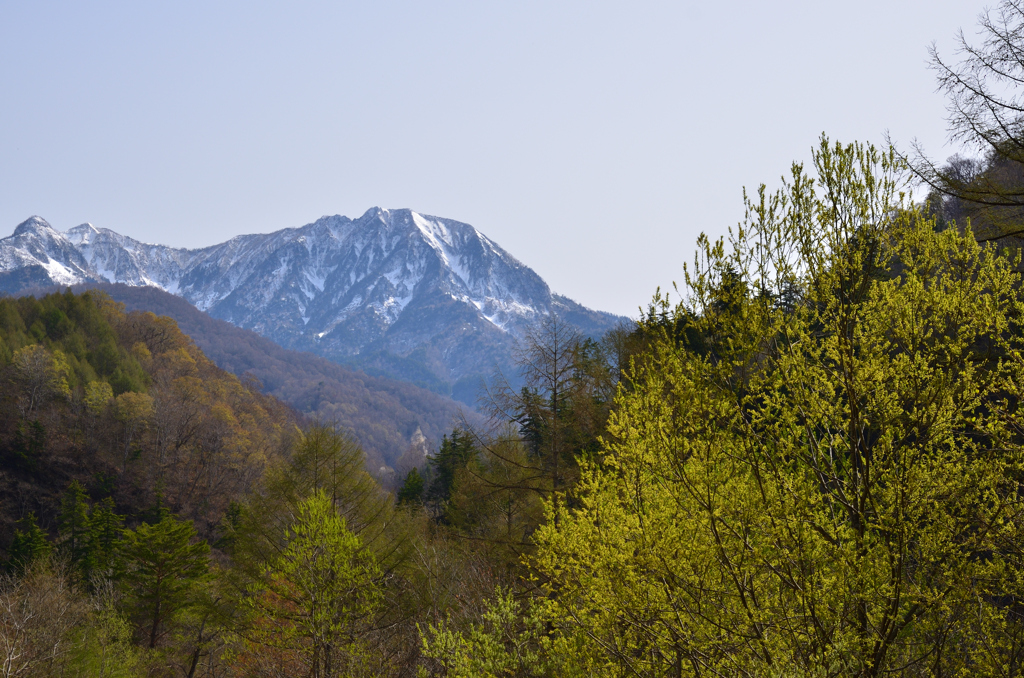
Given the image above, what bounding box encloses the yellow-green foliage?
[419,589,590,678]
[10,344,71,416]
[0,290,148,394]
[84,380,114,415]
[241,490,382,676]
[534,138,1024,677]
[0,290,296,542]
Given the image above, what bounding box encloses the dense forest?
[71,282,481,478]
[0,283,630,676]
[0,289,298,543]
[13,3,1024,677]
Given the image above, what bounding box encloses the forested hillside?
[0,285,607,676]
[12,4,1024,677]
[0,282,632,676]
[71,283,478,473]
[0,290,298,545]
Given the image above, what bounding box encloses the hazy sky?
[0,1,987,317]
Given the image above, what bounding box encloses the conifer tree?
[117,513,209,648]
[8,513,52,574]
[396,467,424,507]
[86,497,123,580]
[230,425,419,675]
[234,425,414,577]
[243,490,382,676]
[425,429,476,516]
[57,480,91,572]
[478,316,616,513]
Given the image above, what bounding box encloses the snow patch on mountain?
[0,209,625,403]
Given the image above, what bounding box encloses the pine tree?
[8,512,52,574]
[86,497,123,580]
[57,480,91,572]
[396,467,425,507]
[117,513,209,648]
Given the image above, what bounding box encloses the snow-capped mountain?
[0,209,623,402]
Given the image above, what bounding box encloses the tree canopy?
[534,138,1024,677]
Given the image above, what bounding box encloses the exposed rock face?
[0,209,624,401]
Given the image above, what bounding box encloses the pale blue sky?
[0,1,985,317]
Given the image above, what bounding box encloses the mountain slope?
[0,290,299,543]
[0,210,625,401]
[71,283,477,473]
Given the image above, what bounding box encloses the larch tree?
[242,490,382,678]
[908,0,1024,241]
[229,425,419,674]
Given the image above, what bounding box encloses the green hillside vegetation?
[0,290,298,542]
[0,291,501,676]
[77,282,478,475]
[0,289,630,676]
[13,5,1024,676]
[12,145,1024,675]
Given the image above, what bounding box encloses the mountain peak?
[13,216,56,237]
[0,210,624,403]
[359,206,390,222]
[65,223,100,245]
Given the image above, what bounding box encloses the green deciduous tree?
[10,344,71,418]
[419,589,582,678]
[113,391,153,473]
[84,380,114,415]
[66,605,143,678]
[535,138,1024,677]
[242,490,382,678]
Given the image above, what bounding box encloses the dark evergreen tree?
[86,497,124,579]
[10,419,45,470]
[57,480,91,573]
[396,467,425,507]
[117,513,210,648]
[425,429,476,517]
[8,512,51,574]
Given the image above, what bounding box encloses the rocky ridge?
[0,209,624,401]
